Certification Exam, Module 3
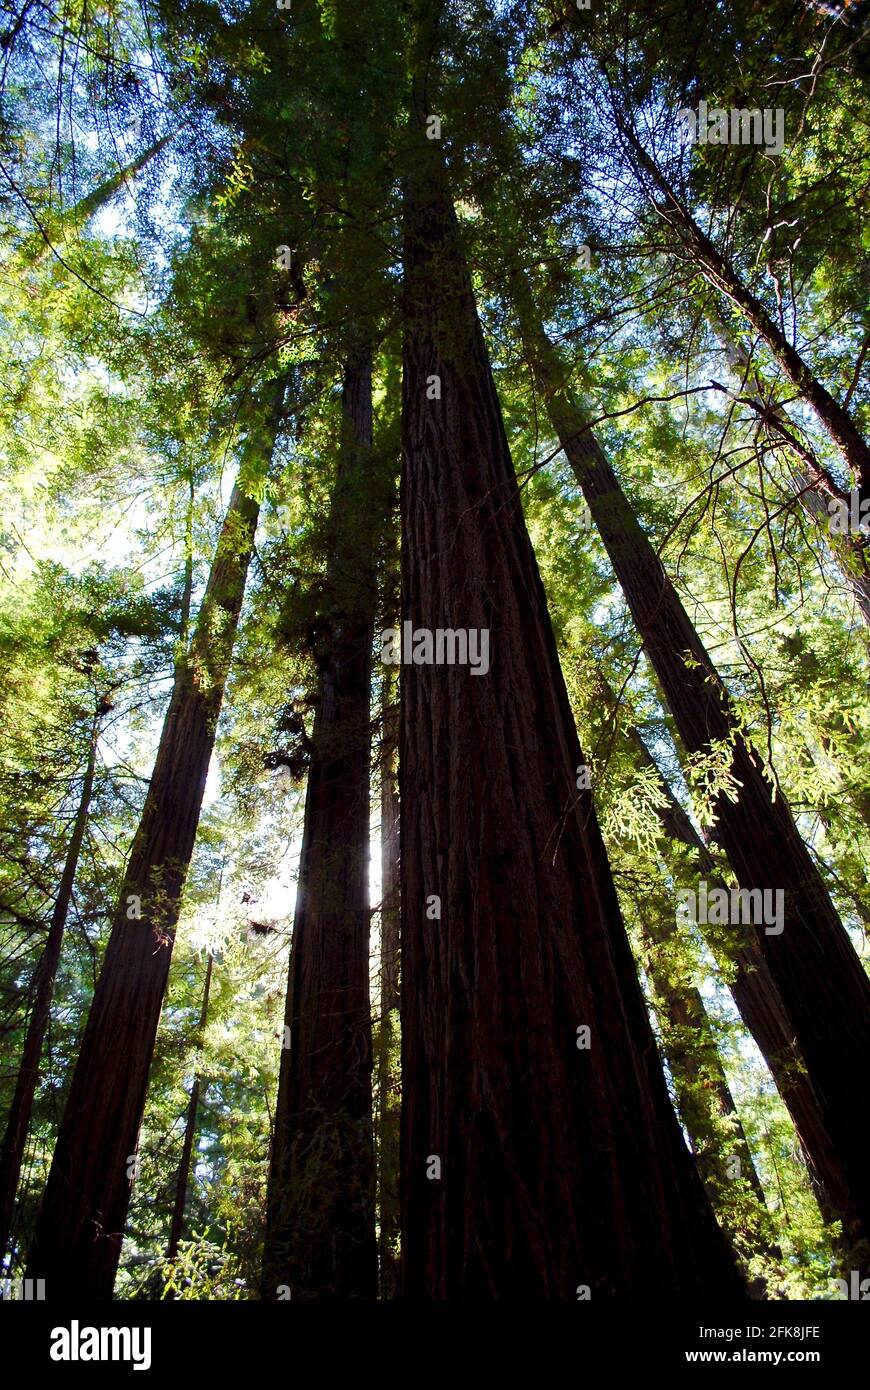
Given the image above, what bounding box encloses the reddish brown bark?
[398,150,744,1299]
[376,690,401,1298]
[25,380,286,1300]
[0,710,101,1267]
[512,287,870,1258]
[262,346,378,1301]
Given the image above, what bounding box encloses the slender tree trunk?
[709,313,870,625]
[512,282,870,1259]
[582,685,774,1253]
[262,345,378,1301]
[638,924,781,1292]
[165,953,213,1269]
[619,120,870,492]
[591,689,766,1211]
[180,471,196,645]
[25,378,286,1300]
[376,687,401,1297]
[21,129,181,268]
[629,712,853,1231]
[638,904,766,1204]
[399,143,743,1298]
[0,711,101,1267]
[632,892,778,1282]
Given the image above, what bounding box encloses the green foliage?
[0,0,867,1298]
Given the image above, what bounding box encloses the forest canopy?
[0,0,868,1307]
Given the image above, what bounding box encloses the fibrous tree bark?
[262,344,379,1301]
[25,377,287,1300]
[398,133,743,1298]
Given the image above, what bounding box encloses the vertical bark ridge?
[262,344,379,1301]
[398,152,744,1299]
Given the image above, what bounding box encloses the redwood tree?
[609,680,850,1227]
[614,114,870,494]
[398,129,743,1297]
[262,345,380,1301]
[0,705,102,1266]
[509,281,870,1259]
[25,379,287,1299]
[707,313,870,627]
[165,952,213,1271]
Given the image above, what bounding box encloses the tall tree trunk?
[165,953,213,1270]
[709,312,870,625]
[624,704,852,1230]
[591,688,767,1214]
[376,686,401,1298]
[25,378,287,1300]
[632,890,779,1284]
[20,129,181,269]
[399,144,743,1298]
[638,901,767,1205]
[0,709,101,1266]
[262,344,379,1301]
[511,281,870,1259]
[618,118,870,492]
[180,470,196,645]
